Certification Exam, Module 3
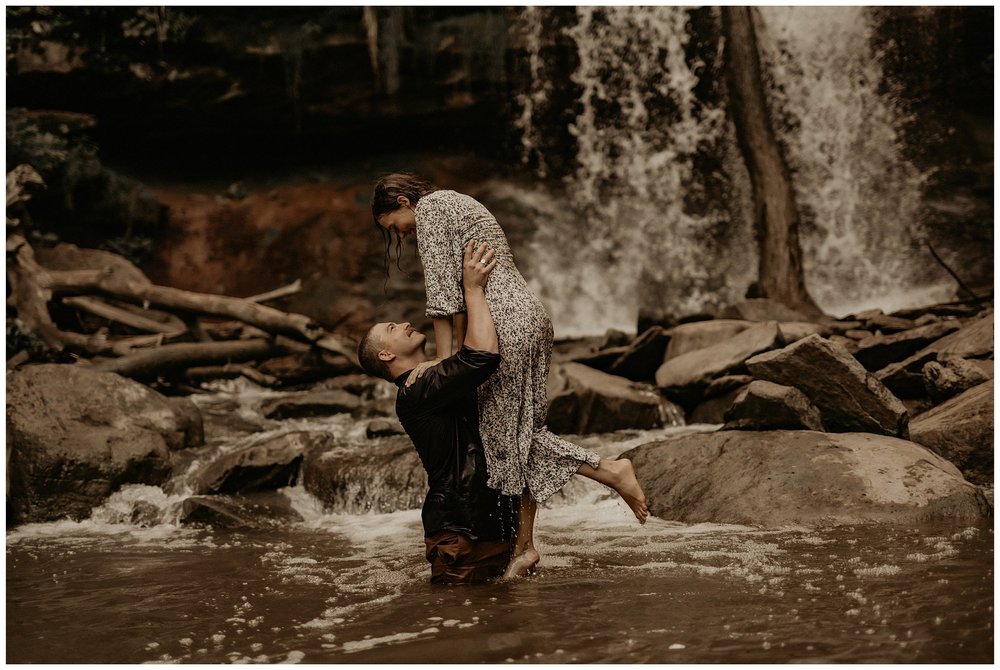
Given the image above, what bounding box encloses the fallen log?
[61,296,187,335]
[90,338,283,381]
[246,279,302,304]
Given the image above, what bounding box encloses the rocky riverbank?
[7,293,992,528]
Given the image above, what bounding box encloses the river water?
[6,411,994,664]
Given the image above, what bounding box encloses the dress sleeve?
[416,195,466,318]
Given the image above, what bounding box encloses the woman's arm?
[432,316,454,359]
[454,312,468,350]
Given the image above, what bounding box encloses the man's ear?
[377,349,396,363]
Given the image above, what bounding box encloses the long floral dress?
[414,189,601,502]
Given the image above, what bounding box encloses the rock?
[746,334,909,437]
[180,491,303,528]
[865,314,916,334]
[827,320,864,334]
[188,431,333,494]
[909,380,994,485]
[829,335,860,353]
[722,381,825,431]
[663,319,753,361]
[317,373,393,398]
[656,321,784,406]
[923,357,993,402]
[637,308,677,334]
[598,328,631,350]
[704,374,755,399]
[623,430,990,527]
[845,329,873,340]
[302,435,427,513]
[163,397,205,450]
[366,418,405,438]
[606,326,671,381]
[777,322,827,343]
[572,345,630,373]
[851,308,885,321]
[914,313,940,326]
[256,352,355,386]
[259,389,361,419]
[717,299,813,322]
[853,321,961,371]
[877,313,993,397]
[548,362,684,434]
[689,385,749,424]
[7,364,195,523]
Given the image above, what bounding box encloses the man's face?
[375,321,426,360]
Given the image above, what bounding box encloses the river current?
[6,382,994,663]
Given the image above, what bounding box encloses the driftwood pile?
[7,165,358,389]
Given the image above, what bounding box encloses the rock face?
[605,326,671,381]
[188,431,334,495]
[909,380,994,485]
[622,431,991,527]
[547,362,683,434]
[259,390,361,420]
[302,435,427,513]
[722,381,825,431]
[746,334,909,438]
[656,321,784,405]
[7,364,200,523]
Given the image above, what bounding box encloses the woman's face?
[377,197,417,240]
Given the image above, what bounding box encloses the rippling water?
[7,479,993,663]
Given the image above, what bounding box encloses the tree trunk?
[721,7,823,317]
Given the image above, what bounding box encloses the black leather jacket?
[395,347,516,541]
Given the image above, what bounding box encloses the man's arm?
[461,240,497,354]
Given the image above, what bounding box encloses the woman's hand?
[405,358,442,387]
[462,239,496,292]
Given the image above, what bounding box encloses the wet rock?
[623,430,990,527]
[923,356,994,402]
[853,321,961,371]
[6,364,195,523]
[865,313,916,334]
[302,435,426,513]
[605,326,671,381]
[689,384,749,425]
[256,351,356,386]
[746,335,909,438]
[164,396,205,450]
[366,418,405,438]
[829,335,860,353]
[722,381,825,431]
[909,380,994,485]
[547,362,683,434]
[914,313,940,326]
[180,491,304,528]
[259,389,361,419]
[598,328,631,350]
[351,397,397,420]
[190,431,334,494]
[656,321,784,406]
[717,299,813,322]
[845,329,874,340]
[572,345,629,373]
[663,319,753,362]
[827,320,864,334]
[318,374,396,399]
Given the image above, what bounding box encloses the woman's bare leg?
[503,492,540,579]
[576,458,649,524]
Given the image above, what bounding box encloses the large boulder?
[722,380,824,431]
[909,380,994,485]
[656,321,784,406]
[852,321,961,371]
[180,491,304,528]
[7,364,200,523]
[187,430,332,495]
[623,430,990,527]
[746,334,909,437]
[663,320,753,362]
[689,384,749,425]
[547,362,684,434]
[302,435,426,513]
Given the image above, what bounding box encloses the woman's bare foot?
[607,458,649,524]
[502,548,540,580]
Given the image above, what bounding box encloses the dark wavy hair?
[370,172,436,279]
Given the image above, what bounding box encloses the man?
[357,240,517,584]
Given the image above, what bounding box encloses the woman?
[371,173,648,578]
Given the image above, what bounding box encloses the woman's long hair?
[371,173,436,282]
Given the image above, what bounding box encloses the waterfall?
[514,7,952,336]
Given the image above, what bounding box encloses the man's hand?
[405,358,441,387]
[463,240,496,292]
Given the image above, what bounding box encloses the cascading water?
[513,6,958,336]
